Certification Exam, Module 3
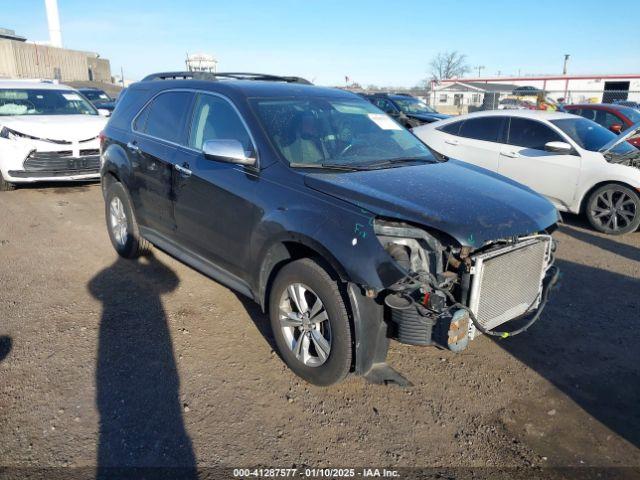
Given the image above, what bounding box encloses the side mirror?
[203,139,256,166]
[545,141,573,154]
[609,124,623,134]
[97,108,111,117]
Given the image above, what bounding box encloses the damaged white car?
[0,81,108,191]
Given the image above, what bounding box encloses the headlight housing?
[374,218,444,276]
[0,126,21,140]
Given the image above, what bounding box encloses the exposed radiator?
[468,236,552,338]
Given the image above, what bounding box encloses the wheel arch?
[256,236,350,313]
[578,179,640,214]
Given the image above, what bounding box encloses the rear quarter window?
[438,120,463,135]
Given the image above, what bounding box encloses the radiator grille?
[23,150,100,174]
[469,238,551,333]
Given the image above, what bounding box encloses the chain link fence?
[426,88,640,115]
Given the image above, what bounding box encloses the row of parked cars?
[0,73,637,385]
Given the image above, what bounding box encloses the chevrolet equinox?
[99,72,560,386]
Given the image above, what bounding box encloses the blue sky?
[4,0,640,86]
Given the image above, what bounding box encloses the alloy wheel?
[109,197,128,246]
[590,188,637,233]
[278,283,331,367]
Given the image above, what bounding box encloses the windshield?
[0,89,98,116]
[252,97,434,167]
[551,117,637,154]
[82,90,111,101]
[393,97,437,114]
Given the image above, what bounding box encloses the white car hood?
[0,115,107,142]
[600,121,640,153]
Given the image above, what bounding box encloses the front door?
[173,92,261,279]
[499,117,581,209]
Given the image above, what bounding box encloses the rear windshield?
[251,97,433,167]
[0,88,97,116]
[82,90,111,101]
[551,117,636,154]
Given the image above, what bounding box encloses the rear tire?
[269,258,352,386]
[585,184,640,235]
[104,181,151,258]
[0,172,15,191]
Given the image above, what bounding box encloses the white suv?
[0,80,108,191]
[414,110,640,234]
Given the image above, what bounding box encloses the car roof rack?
[140,71,312,85]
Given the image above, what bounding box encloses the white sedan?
[413,110,640,234]
[0,80,108,191]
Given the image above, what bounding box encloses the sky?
[3,0,640,87]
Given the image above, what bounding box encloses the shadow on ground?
[0,336,12,363]
[560,223,640,263]
[88,253,198,478]
[494,258,640,449]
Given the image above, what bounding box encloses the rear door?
[129,90,194,237]
[173,92,261,279]
[451,116,506,171]
[499,117,581,209]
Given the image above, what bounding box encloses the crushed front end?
[374,219,559,352]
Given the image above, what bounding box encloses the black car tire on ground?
[104,181,151,258]
[269,258,352,386]
[586,183,640,235]
[0,172,15,191]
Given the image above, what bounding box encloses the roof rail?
[140,71,312,85]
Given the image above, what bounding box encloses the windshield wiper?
[289,162,369,171]
[361,157,438,169]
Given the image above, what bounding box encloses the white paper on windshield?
[62,93,82,101]
[368,113,402,130]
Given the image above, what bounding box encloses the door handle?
[174,163,192,177]
[126,141,140,153]
[444,139,458,146]
[500,151,519,158]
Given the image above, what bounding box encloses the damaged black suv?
[100,72,560,386]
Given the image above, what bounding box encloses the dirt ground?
[0,183,639,478]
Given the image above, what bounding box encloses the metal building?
[0,28,111,82]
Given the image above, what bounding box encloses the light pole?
[475,65,485,77]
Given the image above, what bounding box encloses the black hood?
[304,159,559,248]
[406,112,451,123]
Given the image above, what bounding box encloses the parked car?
[78,87,117,113]
[413,110,640,234]
[100,71,560,386]
[362,93,450,128]
[512,86,542,96]
[498,98,535,110]
[613,100,640,110]
[562,103,640,148]
[0,80,109,191]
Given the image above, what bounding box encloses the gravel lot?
[0,182,639,477]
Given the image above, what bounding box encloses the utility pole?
[563,54,570,75]
[120,67,124,87]
[475,65,485,77]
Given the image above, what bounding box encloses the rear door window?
[438,120,463,135]
[135,91,193,144]
[507,117,564,150]
[458,117,505,142]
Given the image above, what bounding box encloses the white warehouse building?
[432,74,640,113]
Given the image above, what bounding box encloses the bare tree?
[429,51,470,82]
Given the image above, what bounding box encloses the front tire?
[0,171,15,191]
[104,181,151,258]
[586,184,640,235]
[269,258,352,386]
